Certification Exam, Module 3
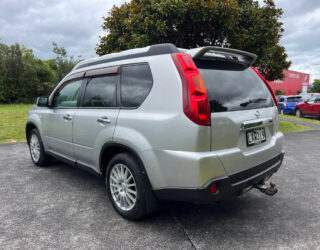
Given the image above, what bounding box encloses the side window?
[53,79,82,108]
[279,98,284,102]
[316,97,320,103]
[83,75,117,107]
[120,64,153,107]
[307,96,317,103]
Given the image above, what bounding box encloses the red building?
[267,70,310,95]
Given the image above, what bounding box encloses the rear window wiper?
[240,98,267,107]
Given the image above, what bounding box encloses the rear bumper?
[153,153,284,203]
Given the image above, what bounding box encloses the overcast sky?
[0,0,319,82]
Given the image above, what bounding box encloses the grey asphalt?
[280,116,320,130]
[0,131,320,249]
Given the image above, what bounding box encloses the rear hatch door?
[287,96,303,109]
[190,47,279,176]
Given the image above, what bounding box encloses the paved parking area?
[0,131,319,249]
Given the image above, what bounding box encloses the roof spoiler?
[187,47,257,68]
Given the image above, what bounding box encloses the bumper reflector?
[210,184,218,194]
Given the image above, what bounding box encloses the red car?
[294,94,320,118]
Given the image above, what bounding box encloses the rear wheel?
[295,108,303,118]
[28,129,50,166]
[106,153,159,220]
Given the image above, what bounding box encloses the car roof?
[73,43,180,71]
[72,43,257,72]
[284,95,301,98]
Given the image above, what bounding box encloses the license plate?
[246,128,266,146]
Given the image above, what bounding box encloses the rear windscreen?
[195,60,274,112]
[286,97,302,103]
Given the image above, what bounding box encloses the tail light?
[251,67,278,109]
[283,102,288,107]
[171,53,210,126]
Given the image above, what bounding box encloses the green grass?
[280,114,320,126]
[279,120,313,133]
[0,104,33,143]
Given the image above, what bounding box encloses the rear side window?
[279,98,285,102]
[120,64,153,107]
[83,75,118,107]
[195,60,273,112]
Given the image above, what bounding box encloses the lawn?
[279,114,320,126]
[0,104,33,143]
[279,120,312,133]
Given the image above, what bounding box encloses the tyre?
[106,152,158,220]
[28,128,50,166]
[295,108,303,118]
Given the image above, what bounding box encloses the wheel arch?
[25,122,39,144]
[99,142,149,180]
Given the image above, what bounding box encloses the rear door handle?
[97,117,111,124]
[63,114,72,121]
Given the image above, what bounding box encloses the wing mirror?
[36,97,49,107]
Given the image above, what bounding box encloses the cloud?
[273,0,320,82]
[0,0,319,82]
[0,0,125,59]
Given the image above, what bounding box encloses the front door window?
[53,79,82,108]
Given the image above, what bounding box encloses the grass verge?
[280,114,320,126]
[0,104,33,143]
[279,120,313,133]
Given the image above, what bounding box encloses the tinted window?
[53,79,82,107]
[279,98,285,102]
[121,64,153,107]
[287,96,302,103]
[83,75,117,107]
[196,61,273,112]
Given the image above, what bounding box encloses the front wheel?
[106,153,158,220]
[295,108,303,118]
[28,129,50,166]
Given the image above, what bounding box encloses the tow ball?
[254,182,278,196]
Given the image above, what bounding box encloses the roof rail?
[73,43,179,70]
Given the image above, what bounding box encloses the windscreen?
[195,60,274,112]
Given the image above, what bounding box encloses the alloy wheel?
[296,109,301,118]
[30,134,41,162]
[109,163,137,211]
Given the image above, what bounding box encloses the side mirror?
[36,97,48,107]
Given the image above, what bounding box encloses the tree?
[0,42,55,103]
[97,0,291,81]
[0,40,81,103]
[309,79,320,93]
[275,89,285,95]
[52,42,80,81]
[296,89,302,95]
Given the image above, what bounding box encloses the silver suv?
[26,44,284,220]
